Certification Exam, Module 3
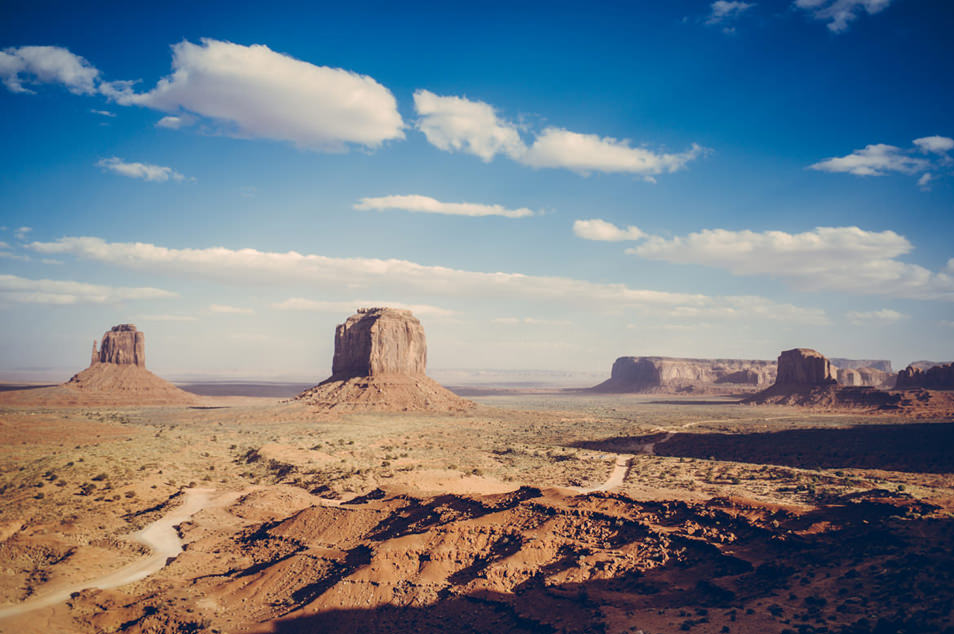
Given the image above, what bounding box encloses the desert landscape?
[3,3,953,633]
[0,311,952,633]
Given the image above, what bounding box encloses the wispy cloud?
[138,314,197,321]
[623,225,954,300]
[493,316,572,326]
[0,45,99,94]
[845,308,907,325]
[706,1,755,26]
[14,226,31,240]
[155,114,195,129]
[96,157,188,182]
[794,0,894,32]
[272,298,455,317]
[27,236,828,324]
[354,194,536,219]
[0,274,176,305]
[414,90,704,178]
[573,219,645,241]
[809,136,952,188]
[208,304,254,314]
[90,108,115,117]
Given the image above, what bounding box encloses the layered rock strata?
[896,363,954,389]
[591,357,776,393]
[297,308,473,413]
[92,324,146,367]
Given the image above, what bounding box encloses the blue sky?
[0,0,952,380]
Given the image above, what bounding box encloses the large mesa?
[590,356,776,394]
[296,307,473,412]
[0,323,196,406]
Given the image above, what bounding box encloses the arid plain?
[1,312,953,634]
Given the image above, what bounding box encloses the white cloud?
[573,219,646,242]
[138,314,197,321]
[0,45,99,94]
[96,157,187,182]
[913,135,954,155]
[0,241,9,249]
[272,298,455,317]
[414,90,525,161]
[493,316,572,326]
[845,308,907,325]
[414,90,704,177]
[629,226,954,300]
[918,172,933,191]
[0,274,175,305]
[354,194,536,219]
[14,226,31,240]
[105,39,404,151]
[209,304,254,314]
[809,143,928,176]
[707,1,755,25]
[940,320,954,328]
[90,109,115,117]
[28,236,828,324]
[794,0,893,32]
[155,114,195,129]
[522,129,704,178]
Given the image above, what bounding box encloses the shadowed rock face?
[92,324,145,368]
[896,363,954,389]
[774,348,836,387]
[331,308,427,379]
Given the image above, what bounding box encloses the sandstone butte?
[296,308,474,412]
[896,362,954,389]
[0,324,196,406]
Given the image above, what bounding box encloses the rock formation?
[296,308,473,413]
[0,323,196,406]
[829,358,893,373]
[896,362,954,389]
[835,366,894,389]
[591,357,776,393]
[774,348,837,386]
[92,324,146,367]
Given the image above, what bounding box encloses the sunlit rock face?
[331,308,427,379]
[92,324,145,368]
[774,348,836,387]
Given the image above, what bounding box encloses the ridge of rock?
[896,362,954,389]
[590,356,776,393]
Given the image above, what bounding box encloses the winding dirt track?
[0,488,234,621]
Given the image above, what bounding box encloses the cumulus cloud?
[794,0,893,32]
[105,39,404,151]
[913,135,954,155]
[628,226,954,300]
[413,90,525,161]
[414,90,704,177]
[0,274,175,305]
[706,1,755,25]
[209,304,253,314]
[573,219,646,241]
[28,236,828,324]
[272,298,455,317]
[96,157,187,182]
[354,194,536,219]
[0,45,99,94]
[845,308,907,325]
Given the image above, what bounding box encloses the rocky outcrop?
[836,367,894,389]
[92,324,145,367]
[297,308,473,413]
[830,358,893,373]
[775,348,836,387]
[896,363,954,389]
[331,308,426,378]
[591,357,776,393]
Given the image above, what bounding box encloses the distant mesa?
[0,324,196,407]
[590,356,776,394]
[829,358,893,373]
[296,307,474,412]
[896,362,954,390]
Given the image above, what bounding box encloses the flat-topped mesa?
[774,348,836,387]
[591,356,776,393]
[331,307,426,379]
[92,324,145,368]
[896,362,954,389]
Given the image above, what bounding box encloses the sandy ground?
[0,390,952,633]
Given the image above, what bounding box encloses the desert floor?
[0,390,952,633]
